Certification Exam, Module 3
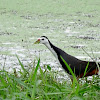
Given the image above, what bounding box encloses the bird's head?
[34,36,49,45]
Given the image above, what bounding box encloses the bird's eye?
[42,39,44,40]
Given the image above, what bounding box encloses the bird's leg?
[71,78,73,87]
[71,78,73,83]
[71,77,79,87]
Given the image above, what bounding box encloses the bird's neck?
[44,42,58,58]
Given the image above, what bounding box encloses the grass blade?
[83,62,89,77]
[31,58,40,99]
[16,55,28,76]
[32,58,40,81]
[60,55,79,93]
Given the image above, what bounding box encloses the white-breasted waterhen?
[34,36,100,80]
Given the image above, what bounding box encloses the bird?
[34,36,100,81]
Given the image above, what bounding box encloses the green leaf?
[31,58,40,99]
[47,65,51,71]
[83,62,89,77]
[16,55,28,76]
[60,55,79,94]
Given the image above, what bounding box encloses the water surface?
[0,0,100,75]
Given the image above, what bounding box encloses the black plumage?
[36,36,100,78]
[50,42,99,78]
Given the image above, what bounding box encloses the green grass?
[0,56,100,100]
[0,0,100,99]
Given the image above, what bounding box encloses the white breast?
[44,43,58,59]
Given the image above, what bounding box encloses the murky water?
[0,0,100,78]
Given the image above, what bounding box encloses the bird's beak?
[34,39,40,44]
